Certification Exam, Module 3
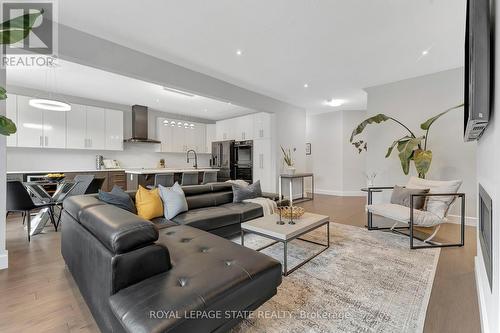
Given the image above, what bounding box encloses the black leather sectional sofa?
[61,183,282,333]
[152,183,277,237]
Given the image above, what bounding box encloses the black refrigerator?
[210,140,234,181]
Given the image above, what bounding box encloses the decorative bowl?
[44,173,66,182]
[278,206,305,219]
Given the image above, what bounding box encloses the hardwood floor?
[0,194,480,333]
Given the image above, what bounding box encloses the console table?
[279,173,314,205]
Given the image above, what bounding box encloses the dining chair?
[85,178,105,194]
[6,181,57,242]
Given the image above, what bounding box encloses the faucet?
[186,149,198,169]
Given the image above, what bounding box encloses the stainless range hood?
[124,105,161,143]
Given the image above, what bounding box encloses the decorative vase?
[284,165,296,175]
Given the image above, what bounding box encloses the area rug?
[231,222,440,333]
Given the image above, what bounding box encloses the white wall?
[342,111,368,193]
[306,110,366,195]
[0,67,7,270]
[475,1,500,331]
[364,67,477,219]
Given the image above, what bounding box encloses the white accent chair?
[366,176,465,249]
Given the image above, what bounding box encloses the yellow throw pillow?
[135,186,164,220]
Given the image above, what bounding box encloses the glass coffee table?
[241,212,330,276]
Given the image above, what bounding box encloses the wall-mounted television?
[464,0,491,141]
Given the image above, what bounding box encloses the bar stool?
[181,172,199,186]
[202,171,218,184]
[154,174,175,187]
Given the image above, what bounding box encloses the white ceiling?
[6,59,254,120]
[54,0,464,115]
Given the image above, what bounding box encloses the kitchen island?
[124,168,220,190]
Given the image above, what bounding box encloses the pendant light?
[29,61,71,112]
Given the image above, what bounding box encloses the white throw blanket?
[243,197,277,216]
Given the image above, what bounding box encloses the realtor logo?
[1,1,57,67]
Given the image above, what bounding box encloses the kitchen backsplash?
[6,144,211,171]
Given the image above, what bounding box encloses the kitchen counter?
[124,168,219,175]
[7,169,125,174]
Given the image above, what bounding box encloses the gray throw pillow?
[390,185,429,209]
[98,185,137,214]
[233,180,262,203]
[158,182,188,219]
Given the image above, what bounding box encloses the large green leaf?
[397,136,424,175]
[0,86,6,100]
[350,114,390,142]
[0,115,16,136]
[414,149,432,176]
[385,136,411,158]
[420,103,464,130]
[0,9,44,44]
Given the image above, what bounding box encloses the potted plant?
[281,146,295,175]
[349,104,463,179]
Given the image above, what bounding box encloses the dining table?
[23,180,76,236]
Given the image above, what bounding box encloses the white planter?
[284,165,296,175]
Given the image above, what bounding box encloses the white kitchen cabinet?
[17,95,67,149]
[14,95,122,151]
[216,118,235,141]
[185,125,196,151]
[216,112,271,141]
[157,118,207,153]
[157,118,173,152]
[253,112,272,139]
[66,104,87,149]
[194,124,205,152]
[43,110,66,148]
[206,124,216,152]
[85,106,105,150]
[6,93,17,147]
[235,114,254,141]
[253,138,274,192]
[17,95,44,148]
[105,109,124,150]
[173,125,186,152]
[66,105,120,150]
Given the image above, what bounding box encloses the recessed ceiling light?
[236,49,243,56]
[303,83,309,88]
[422,50,429,56]
[324,98,346,107]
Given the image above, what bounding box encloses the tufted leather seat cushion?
[219,202,263,222]
[171,206,241,231]
[109,225,282,333]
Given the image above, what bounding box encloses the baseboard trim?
[0,251,8,270]
[314,189,365,197]
[475,256,489,333]
[447,214,477,226]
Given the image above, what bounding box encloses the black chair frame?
[366,186,466,249]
